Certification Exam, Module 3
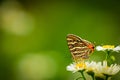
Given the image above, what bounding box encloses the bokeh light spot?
[17,53,57,80]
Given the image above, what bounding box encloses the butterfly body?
[67,34,94,62]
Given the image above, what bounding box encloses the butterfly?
[66,34,95,62]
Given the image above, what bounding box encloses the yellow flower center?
[76,62,86,69]
[102,45,115,49]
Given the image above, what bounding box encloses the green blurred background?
[0,0,120,80]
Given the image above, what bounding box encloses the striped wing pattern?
[67,34,94,61]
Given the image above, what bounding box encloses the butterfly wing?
[66,34,94,61]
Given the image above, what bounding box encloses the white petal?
[66,63,76,72]
[113,46,120,52]
[96,46,104,51]
[103,61,107,68]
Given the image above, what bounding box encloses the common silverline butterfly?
[66,34,94,62]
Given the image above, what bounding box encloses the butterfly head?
[87,44,94,52]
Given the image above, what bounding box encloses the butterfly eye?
[91,46,95,51]
[92,46,94,49]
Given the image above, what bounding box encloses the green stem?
[105,75,109,80]
[87,71,95,80]
[91,75,95,80]
[80,71,86,80]
[105,51,110,60]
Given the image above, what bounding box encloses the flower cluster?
[66,45,120,80]
[96,45,120,52]
[67,61,120,79]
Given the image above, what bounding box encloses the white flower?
[66,62,86,73]
[96,45,120,52]
[102,61,120,76]
[90,61,120,76]
[67,61,98,73]
[85,61,105,78]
